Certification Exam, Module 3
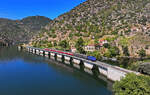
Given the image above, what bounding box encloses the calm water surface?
[0,47,112,95]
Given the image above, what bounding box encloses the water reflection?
[102,57,141,69]
[0,47,112,95]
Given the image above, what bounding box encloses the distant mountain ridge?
[0,16,51,45]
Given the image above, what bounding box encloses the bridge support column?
[27,47,28,51]
[64,56,71,65]
[33,49,36,54]
[36,49,39,55]
[29,48,31,53]
[40,50,44,56]
[18,46,23,51]
[45,51,49,57]
[98,66,108,77]
[30,48,32,53]
[48,52,51,59]
[57,54,62,62]
[43,51,45,57]
[107,67,126,81]
[83,62,94,74]
[50,52,55,59]
[34,48,36,53]
[72,58,81,69]
[62,55,65,63]
[31,48,33,53]
[54,53,57,61]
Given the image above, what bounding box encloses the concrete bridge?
[24,46,139,82]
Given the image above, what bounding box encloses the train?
[44,48,97,62]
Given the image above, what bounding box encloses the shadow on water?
[101,57,141,69]
[0,46,113,95]
[0,46,46,63]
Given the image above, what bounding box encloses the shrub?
[104,46,120,57]
[58,40,70,50]
[75,37,86,54]
[47,42,53,47]
[138,48,146,58]
[113,73,150,95]
[87,51,102,60]
[123,46,130,56]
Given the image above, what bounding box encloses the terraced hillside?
[30,0,150,57]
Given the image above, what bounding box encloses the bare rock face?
[138,63,150,75]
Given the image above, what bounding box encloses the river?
[0,47,112,95]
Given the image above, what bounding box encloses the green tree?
[138,48,146,58]
[110,46,120,57]
[53,41,57,46]
[103,43,110,48]
[59,40,70,50]
[104,46,119,58]
[75,37,86,54]
[87,51,102,60]
[94,38,99,45]
[123,46,130,56]
[104,50,111,58]
[113,73,150,95]
[47,42,53,47]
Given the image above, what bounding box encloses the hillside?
[30,0,150,57]
[0,16,51,45]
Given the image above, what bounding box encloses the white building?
[84,45,96,52]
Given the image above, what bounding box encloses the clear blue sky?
[0,0,86,20]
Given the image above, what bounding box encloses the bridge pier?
[98,66,108,77]
[33,49,36,54]
[50,52,55,59]
[29,48,32,53]
[83,61,93,74]
[64,56,71,65]
[18,46,23,51]
[31,48,33,53]
[45,51,49,58]
[27,47,30,52]
[54,53,57,61]
[40,50,44,56]
[72,58,81,69]
[35,49,36,54]
[57,54,62,62]
[36,49,40,55]
[48,52,51,59]
[43,51,45,57]
[61,55,65,63]
[107,67,126,81]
